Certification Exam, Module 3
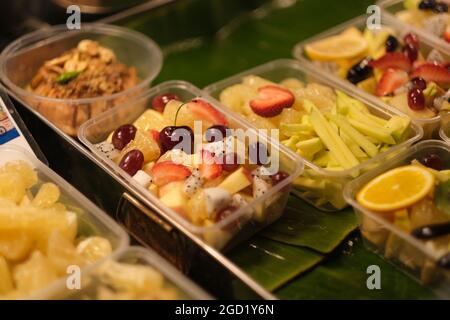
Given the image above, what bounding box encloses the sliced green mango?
[348,118,396,144]
[329,114,379,157]
[384,116,411,142]
[296,137,324,156]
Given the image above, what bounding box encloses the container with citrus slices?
[0,145,128,299]
[344,140,450,296]
[205,59,422,211]
[293,15,450,138]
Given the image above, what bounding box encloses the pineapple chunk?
[0,256,13,294]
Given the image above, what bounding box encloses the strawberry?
[410,63,450,84]
[199,150,222,180]
[150,161,191,186]
[189,99,228,126]
[368,52,412,72]
[375,68,409,97]
[249,85,295,117]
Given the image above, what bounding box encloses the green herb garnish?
[56,71,81,84]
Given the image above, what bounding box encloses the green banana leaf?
[261,197,358,253]
[276,236,437,300]
[228,236,324,291]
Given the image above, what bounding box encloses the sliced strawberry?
[368,52,412,72]
[410,62,450,84]
[149,129,160,143]
[189,99,228,126]
[199,150,222,179]
[375,68,409,97]
[249,85,295,118]
[151,161,191,186]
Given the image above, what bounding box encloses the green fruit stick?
[348,118,396,144]
[280,123,314,136]
[339,130,368,158]
[306,100,359,169]
[329,114,379,158]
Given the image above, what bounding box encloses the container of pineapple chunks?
[344,140,450,298]
[378,0,450,52]
[79,80,303,250]
[0,145,129,299]
[293,15,450,139]
[54,246,211,300]
[204,59,423,211]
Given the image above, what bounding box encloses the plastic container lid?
[0,145,129,299]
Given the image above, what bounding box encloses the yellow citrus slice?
[356,165,435,212]
[305,34,368,61]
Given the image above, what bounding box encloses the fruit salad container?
[55,246,211,300]
[204,59,423,211]
[378,0,450,51]
[293,15,450,139]
[0,23,163,137]
[344,140,450,297]
[440,113,450,143]
[79,80,303,250]
[0,145,129,299]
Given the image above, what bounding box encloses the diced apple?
[160,183,188,214]
[218,167,252,194]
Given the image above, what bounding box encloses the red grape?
[152,93,180,113]
[119,149,144,176]
[407,88,425,110]
[403,43,418,62]
[112,124,137,150]
[159,126,194,154]
[404,33,420,49]
[411,77,427,90]
[221,153,240,172]
[205,125,229,142]
[420,153,443,170]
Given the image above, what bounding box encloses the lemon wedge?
[357,165,435,212]
[305,33,368,61]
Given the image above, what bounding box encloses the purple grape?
[119,149,144,176]
[112,124,137,150]
[385,35,399,52]
[205,125,229,142]
[419,154,443,170]
[408,88,425,110]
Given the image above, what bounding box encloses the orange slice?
[305,33,368,61]
[356,165,435,212]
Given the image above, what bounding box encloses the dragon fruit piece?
[251,166,273,182]
[253,175,271,199]
[183,168,203,197]
[95,141,119,160]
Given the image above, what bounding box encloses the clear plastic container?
[204,59,423,211]
[0,145,129,299]
[55,246,211,300]
[79,80,303,250]
[0,23,163,137]
[378,0,450,52]
[292,15,449,139]
[344,140,450,298]
[440,114,450,144]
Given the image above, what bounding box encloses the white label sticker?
[0,98,35,155]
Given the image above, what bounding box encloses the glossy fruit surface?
[419,153,444,170]
[407,88,425,110]
[112,124,137,150]
[205,125,229,142]
[152,93,180,113]
[159,126,194,154]
[119,150,144,176]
